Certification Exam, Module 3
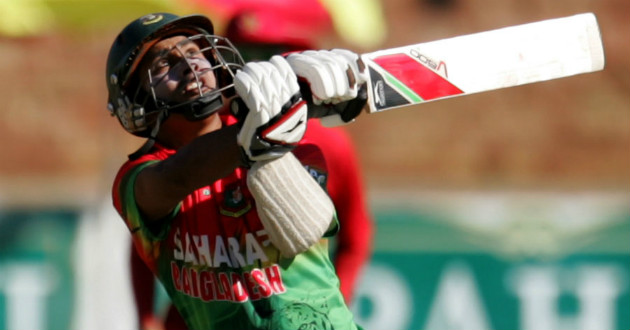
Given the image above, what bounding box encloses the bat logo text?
[409,49,448,78]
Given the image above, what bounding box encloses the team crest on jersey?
[219,184,251,217]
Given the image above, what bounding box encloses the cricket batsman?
[107,12,368,330]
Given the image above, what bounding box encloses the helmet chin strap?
[127,93,224,160]
[168,92,224,121]
[128,109,168,161]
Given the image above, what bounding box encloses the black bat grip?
[299,80,368,123]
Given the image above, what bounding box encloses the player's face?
[141,35,218,103]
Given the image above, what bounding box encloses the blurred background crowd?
[0,0,628,329]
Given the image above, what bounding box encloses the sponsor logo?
[172,229,271,268]
[409,49,448,78]
[171,262,286,303]
[141,14,164,25]
[304,165,327,188]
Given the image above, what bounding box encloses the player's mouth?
[184,81,203,93]
[181,79,212,96]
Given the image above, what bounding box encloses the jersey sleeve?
[112,158,180,269]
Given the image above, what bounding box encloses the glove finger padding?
[319,83,368,127]
[234,56,308,162]
[247,152,335,258]
[286,49,368,126]
[286,49,367,105]
[330,49,368,87]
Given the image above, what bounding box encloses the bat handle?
[299,80,368,122]
[230,86,332,121]
[297,80,329,119]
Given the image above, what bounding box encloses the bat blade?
[362,12,605,113]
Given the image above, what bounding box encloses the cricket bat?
[361,12,605,113]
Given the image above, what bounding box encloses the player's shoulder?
[114,144,174,183]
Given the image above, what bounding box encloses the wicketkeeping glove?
[233,56,308,163]
[285,49,368,126]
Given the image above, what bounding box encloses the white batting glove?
[285,49,368,126]
[233,56,308,163]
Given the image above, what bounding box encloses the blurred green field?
[1,193,628,330]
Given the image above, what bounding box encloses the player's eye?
[148,58,170,83]
[155,58,169,69]
[182,45,203,59]
[186,50,203,59]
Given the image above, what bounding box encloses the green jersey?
[112,143,360,330]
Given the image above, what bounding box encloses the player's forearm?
[160,124,244,187]
[135,124,244,221]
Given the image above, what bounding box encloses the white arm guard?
[247,152,335,258]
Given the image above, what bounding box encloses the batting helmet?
[106,13,244,137]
